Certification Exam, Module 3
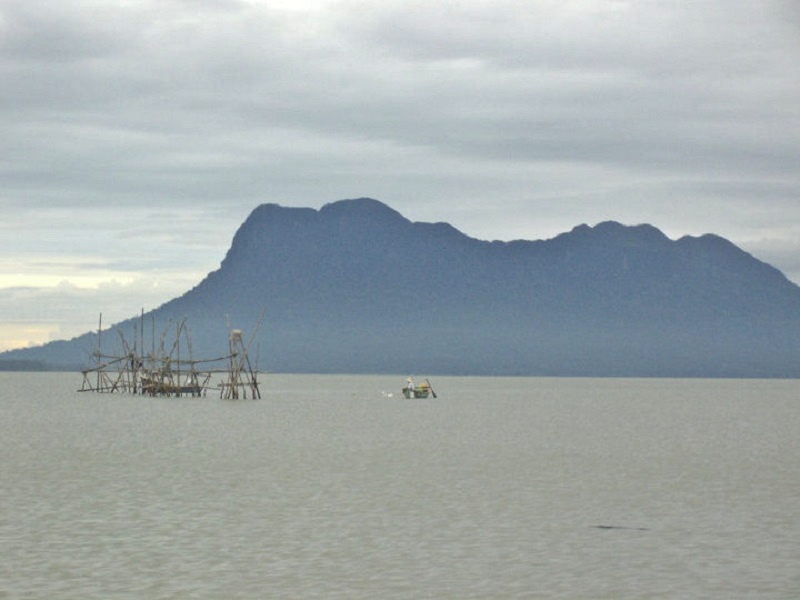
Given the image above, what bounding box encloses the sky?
[1,0,799,351]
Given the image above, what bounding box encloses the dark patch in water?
[592,525,649,531]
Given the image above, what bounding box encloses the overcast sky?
[1,0,798,351]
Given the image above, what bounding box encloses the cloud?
[3,0,796,200]
[0,273,209,351]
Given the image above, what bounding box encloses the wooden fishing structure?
[79,310,264,399]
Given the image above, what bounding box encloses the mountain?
[4,198,800,377]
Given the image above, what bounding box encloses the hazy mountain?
[4,198,800,377]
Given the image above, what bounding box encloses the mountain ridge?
[3,198,800,377]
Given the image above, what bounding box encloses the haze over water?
[2,373,798,598]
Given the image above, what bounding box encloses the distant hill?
[4,197,800,377]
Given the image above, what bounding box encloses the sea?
[1,372,798,599]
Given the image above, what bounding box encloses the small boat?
[402,378,436,399]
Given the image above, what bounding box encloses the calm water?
[1,373,798,599]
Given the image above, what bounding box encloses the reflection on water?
[2,373,799,599]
